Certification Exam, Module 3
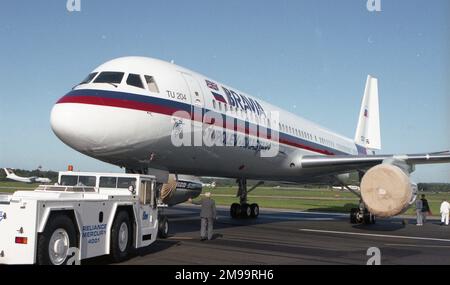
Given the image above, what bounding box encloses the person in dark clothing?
[421,194,431,223]
[189,192,217,241]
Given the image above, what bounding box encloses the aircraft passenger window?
[94,72,124,84]
[126,73,144,89]
[145,75,160,93]
[79,72,98,85]
[117,178,137,189]
[99,177,117,188]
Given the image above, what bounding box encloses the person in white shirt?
[440,200,450,226]
[415,198,423,226]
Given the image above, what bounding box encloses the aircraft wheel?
[230,203,240,219]
[363,211,375,225]
[240,203,251,218]
[350,208,358,224]
[250,203,259,218]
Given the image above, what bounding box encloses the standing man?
[189,192,217,241]
[440,199,450,226]
[415,198,423,226]
[421,194,430,224]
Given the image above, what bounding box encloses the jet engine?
[159,174,202,206]
[360,164,417,217]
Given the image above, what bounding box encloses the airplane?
[50,56,450,224]
[3,168,51,184]
[202,181,216,188]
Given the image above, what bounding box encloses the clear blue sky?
[0,0,449,182]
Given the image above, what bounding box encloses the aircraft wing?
[299,151,450,174]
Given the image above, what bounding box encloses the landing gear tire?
[363,211,376,225]
[250,203,259,218]
[240,203,251,218]
[350,208,358,224]
[110,211,132,263]
[158,216,169,239]
[230,203,241,219]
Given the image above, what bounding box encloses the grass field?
[1,181,448,217]
[206,186,448,216]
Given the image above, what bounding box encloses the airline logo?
[364,108,369,118]
[205,79,265,116]
[222,87,266,116]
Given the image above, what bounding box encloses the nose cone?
[50,103,105,154]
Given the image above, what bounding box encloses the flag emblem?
[364,109,368,117]
[206,80,219,91]
[212,92,227,104]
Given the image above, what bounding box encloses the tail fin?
[354,75,381,150]
[3,168,12,176]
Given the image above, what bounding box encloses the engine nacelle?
[159,174,202,206]
[360,164,417,217]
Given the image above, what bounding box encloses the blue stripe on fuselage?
[63,89,352,156]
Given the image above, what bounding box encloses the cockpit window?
[144,75,160,93]
[126,73,144,89]
[94,72,124,85]
[79,72,98,85]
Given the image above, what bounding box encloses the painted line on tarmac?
[385,243,450,248]
[299,229,450,243]
[167,236,195,240]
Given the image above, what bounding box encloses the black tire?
[110,211,132,263]
[230,203,240,219]
[350,208,358,224]
[370,214,376,224]
[158,216,169,239]
[250,203,259,218]
[37,214,77,265]
[363,211,373,225]
[240,203,251,218]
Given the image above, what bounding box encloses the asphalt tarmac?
[86,205,450,265]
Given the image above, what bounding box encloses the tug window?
[79,176,96,187]
[99,177,117,188]
[117,178,136,189]
[145,75,160,93]
[126,73,144,89]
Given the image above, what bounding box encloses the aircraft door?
[181,72,205,111]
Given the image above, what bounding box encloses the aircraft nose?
[50,102,107,154]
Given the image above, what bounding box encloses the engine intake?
[159,174,202,206]
[360,164,417,217]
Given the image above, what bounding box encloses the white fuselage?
[50,57,367,182]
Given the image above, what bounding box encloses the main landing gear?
[230,179,261,219]
[336,180,376,225]
[350,206,376,225]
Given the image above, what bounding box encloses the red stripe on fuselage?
[57,95,181,117]
[57,95,335,156]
